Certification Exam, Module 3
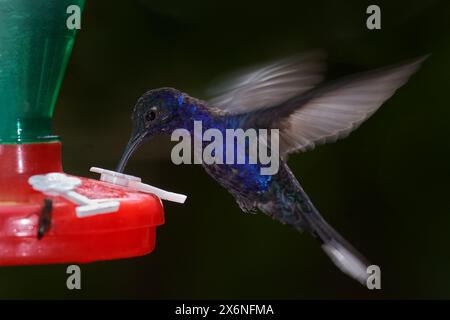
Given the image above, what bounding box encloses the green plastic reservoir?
[0,0,85,143]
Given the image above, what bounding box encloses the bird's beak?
[116,132,147,173]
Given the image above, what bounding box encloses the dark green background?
[1,0,449,299]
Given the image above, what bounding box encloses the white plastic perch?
[90,167,187,204]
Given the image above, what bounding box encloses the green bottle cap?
[0,0,85,143]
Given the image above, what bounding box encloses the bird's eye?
[145,110,156,122]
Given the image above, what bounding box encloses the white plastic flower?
[28,173,81,196]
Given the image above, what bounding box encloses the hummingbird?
[116,53,426,284]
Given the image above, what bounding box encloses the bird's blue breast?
[179,101,274,193]
[219,117,273,193]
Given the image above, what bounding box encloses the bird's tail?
[293,185,370,285]
[301,207,369,285]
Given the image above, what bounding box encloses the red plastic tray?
[0,142,164,265]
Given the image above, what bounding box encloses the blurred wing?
[207,52,326,113]
[252,56,427,156]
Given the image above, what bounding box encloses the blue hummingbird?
[116,53,426,284]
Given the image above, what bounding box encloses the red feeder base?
[0,142,164,265]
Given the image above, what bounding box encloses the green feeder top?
[0,0,85,143]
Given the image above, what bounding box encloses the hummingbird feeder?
[0,0,182,265]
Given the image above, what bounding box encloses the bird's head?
[116,87,184,172]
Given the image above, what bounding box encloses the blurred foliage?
[1,0,449,299]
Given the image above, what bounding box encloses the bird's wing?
[207,52,326,113]
[248,56,427,157]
